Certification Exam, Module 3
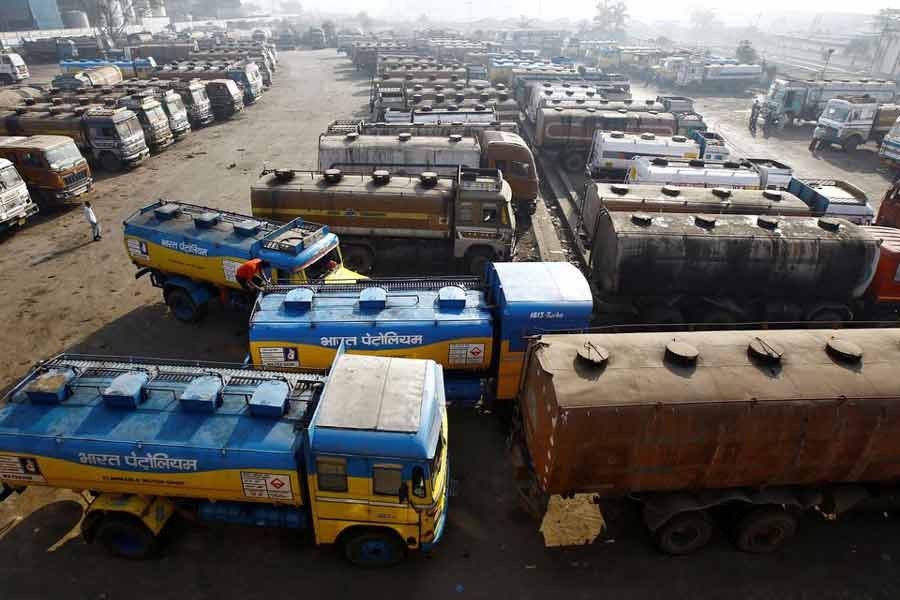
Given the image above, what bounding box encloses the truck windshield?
[167,96,186,113]
[303,247,341,280]
[146,105,167,124]
[0,165,23,190]
[195,89,209,103]
[824,104,850,122]
[45,143,83,169]
[116,117,143,138]
[430,428,444,485]
[889,120,900,137]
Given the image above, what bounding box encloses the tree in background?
[78,0,134,45]
[736,40,758,64]
[593,0,628,40]
[321,19,336,42]
[280,1,303,13]
[690,8,721,35]
[356,11,373,32]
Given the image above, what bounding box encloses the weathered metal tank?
[590,212,880,301]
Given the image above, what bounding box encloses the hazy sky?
[297,0,889,21]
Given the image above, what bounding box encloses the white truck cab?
[0,53,29,85]
[0,158,38,233]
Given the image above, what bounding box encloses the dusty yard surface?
[1,52,900,600]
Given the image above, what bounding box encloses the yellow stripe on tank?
[250,336,494,371]
[253,207,434,222]
[0,453,302,506]
[124,236,248,289]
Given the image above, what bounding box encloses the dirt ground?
[2,51,900,599]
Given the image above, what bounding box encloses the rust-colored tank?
[520,329,900,497]
[533,106,674,148]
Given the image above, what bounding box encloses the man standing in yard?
[83,200,101,241]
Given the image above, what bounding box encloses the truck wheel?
[0,74,12,85]
[842,137,860,153]
[465,248,494,276]
[561,151,586,173]
[100,152,122,172]
[342,245,374,274]
[343,529,406,568]
[781,112,794,129]
[734,507,797,554]
[654,511,714,555]
[165,288,207,323]
[95,513,159,560]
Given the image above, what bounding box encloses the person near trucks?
[83,200,101,241]
[749,100,760,134]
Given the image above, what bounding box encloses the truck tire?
[842,136,860,153]
[465,248,494,276]
[342,245,374,274]
[95,513,159,560]
[343,529,406,568]
[100,152,122,172]
[0,74,12,85]
[165,288,207,323]
[734,507,797,554]
[654,511,714,555]
[781,112,795,129]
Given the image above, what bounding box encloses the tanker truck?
[512,327,900,555]
[0,351,448,567]
[250,167,515,275]
[169,79,214,128]
[317,128,538,213]
[0,105,149,172]
[152,62,264,105]
[123,200,363,323]
[248,262,593,406]
[758,77,896,128]
[811,97,900,153]
[588,211,900,325]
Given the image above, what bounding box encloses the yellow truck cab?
[0,135,93,207]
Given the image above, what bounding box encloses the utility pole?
[821,47,834,79]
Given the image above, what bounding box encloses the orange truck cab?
[0,135,93,207]
[875,181,900,229]
[863,226,900,313]
[480,129,539,212]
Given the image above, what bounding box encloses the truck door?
[369,462,419,529]
[875,181,900,228]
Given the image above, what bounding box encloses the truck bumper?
[125,149,151,168]
[56,179,94,201]
[0,201,39,232]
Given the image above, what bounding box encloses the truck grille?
[64,170,88,186]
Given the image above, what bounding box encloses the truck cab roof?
[310,354,443,459]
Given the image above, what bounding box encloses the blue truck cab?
[248,262,594,406]
[124,200,362,322]
[690,129,730,161]
[0,351,447,567]
[787,178,875,225]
